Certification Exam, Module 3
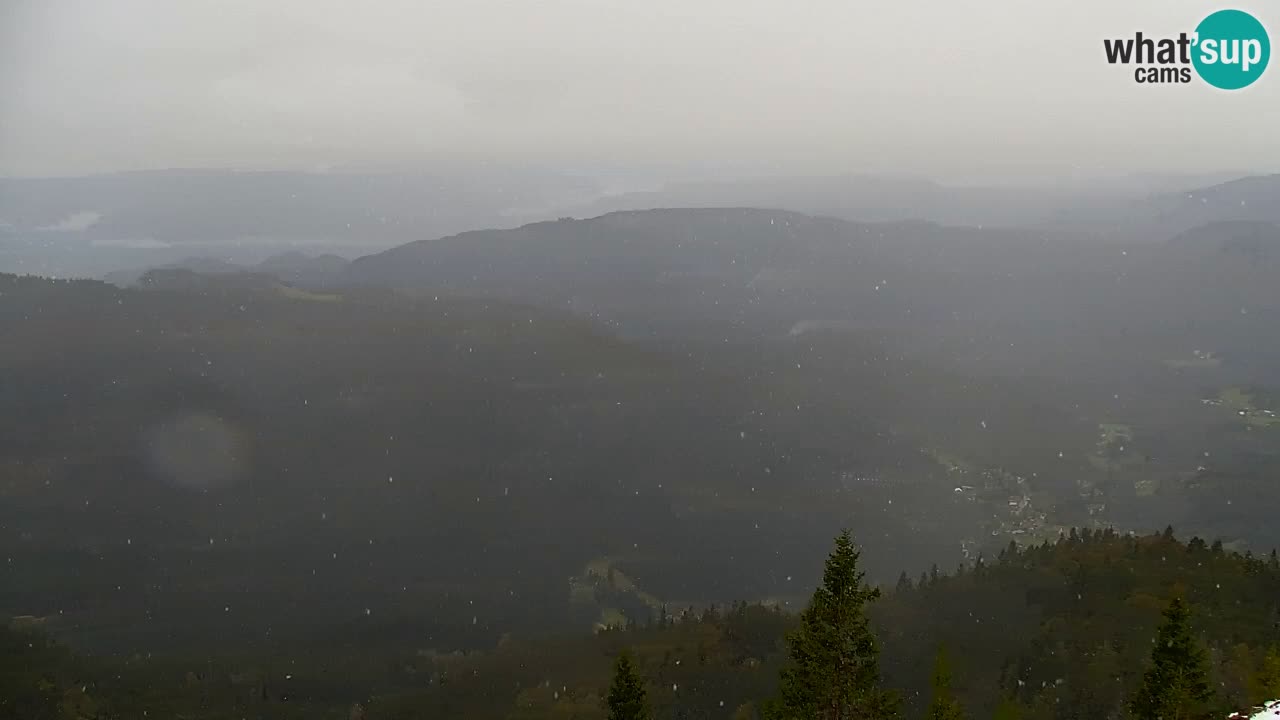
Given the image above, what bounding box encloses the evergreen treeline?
[8,527,1280,719]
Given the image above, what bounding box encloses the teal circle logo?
[1192,9,1270,89]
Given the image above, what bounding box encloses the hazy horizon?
[8,4,1280,716]
[3,0,1279,181]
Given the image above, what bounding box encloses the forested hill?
[6,529,1280,719]
[876,527,1280,719]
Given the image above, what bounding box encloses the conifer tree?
[1128,596,1214,720]
[765,530,898,720]
[896,571,914,593]
[607,650,650,720]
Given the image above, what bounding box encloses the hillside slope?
[10,530,1280,720]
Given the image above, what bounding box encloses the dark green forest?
[7,528,1280,719]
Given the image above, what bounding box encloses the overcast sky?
[1,0,1277,180]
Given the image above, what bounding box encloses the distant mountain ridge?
[566,174,1116,228]
[1057,174,1280,239]
[104,250,349,287]
[0,167,601,247]
[564,171,1273,230]
[4,169,1276,260]
[1168,221,1280,259]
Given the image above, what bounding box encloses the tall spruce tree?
[607,650,650,720]
[765,530,898,720]
[924,646,966,720]
[1128,596,1214,720]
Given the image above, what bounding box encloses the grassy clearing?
[1092,423,1138,472]
[923,447,973,473]
[1217,387,1280,428]
[1219,387,1253,409]
[1098,423,1133,445]
[1133,477,1160,497]
[1164,350,1221,369]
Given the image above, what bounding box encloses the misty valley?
[4,172,1280,718]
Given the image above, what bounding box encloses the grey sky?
[2,0,1277,179]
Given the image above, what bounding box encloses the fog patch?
[37,211,102,232]
[142,412,246,490]
[788,319,850,337]
[90,237,172,249]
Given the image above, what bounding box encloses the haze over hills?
[102,250,351,288]
[68,169,1276,365]
[337,200,1280,559]
[1052,174,1280,240]
[1166,220,1280,263]
[0,167,604,278]
[563,172,1268,231]
[568,175,1111,229]
[341,206,1280,377]
[1,271,954,653]
[4,258,1280,717]
[8,0,1280,715]
[7,169,1280,281]
[62,169,1280,285]
[6,188,1280,654]
[4,178,1280,718]
[0,168,602,245]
